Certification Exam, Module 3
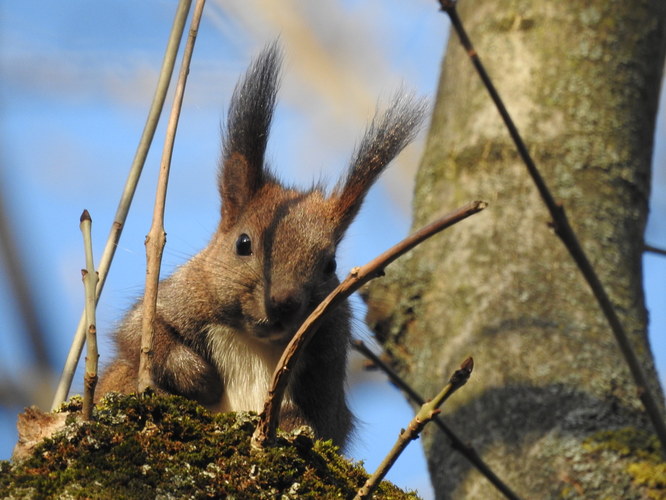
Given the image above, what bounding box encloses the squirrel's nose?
[268,289,303,324]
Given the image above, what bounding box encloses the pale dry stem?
[352,340,523,500]
[80,210,99,421]
[354,357,474,500]
[138,0,207,392]
[51,0,194,410]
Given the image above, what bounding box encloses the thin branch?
[251,200,487,448]
[353,340,523,500]
[645,244,666,257]
[0,182,51,371]
[355,357,474,500]
[138,0,207,392]
[79,210,99,420]
[51,0,193,410]
[438,0,666,454]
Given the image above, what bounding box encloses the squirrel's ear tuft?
[331,92,428,235]
[219,42,282,230]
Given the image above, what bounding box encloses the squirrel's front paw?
[155,345,223,405]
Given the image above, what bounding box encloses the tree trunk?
[366,1,666,498]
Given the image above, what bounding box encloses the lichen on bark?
[366,0,666,498]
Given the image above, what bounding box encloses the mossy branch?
[79,210,99,421]
[437,0,666,455]
[138,0,207,392]
[51,0,194,409]
[352,340,523,500]
[354,357,474,500]
[251,200,487,448]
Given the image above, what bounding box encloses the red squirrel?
[97,43,426,448]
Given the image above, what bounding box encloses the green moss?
[583,426,661,460]
[627,462,666,497]
[583,426,665,499]
[0,392,417,499]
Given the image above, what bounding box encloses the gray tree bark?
[366,1,666,498]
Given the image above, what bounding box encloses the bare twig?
[355,357,474,500]
[79,210,99,420]
[645,244,666,257]
[251,200,487,448]
[51,0,193,409]
[138,0,207,392]
[0,182,51,371]
[438,0,666,454]
[353,340,523,500]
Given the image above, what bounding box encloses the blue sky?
[1,2,664,498]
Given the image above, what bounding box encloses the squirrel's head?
[210,42,426,343]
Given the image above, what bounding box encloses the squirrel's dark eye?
[236,233,252,256]
[324,257,337,275]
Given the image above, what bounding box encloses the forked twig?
[79,210,99,420]
[437,0,666,453]
[353,340,523,500]
[51,0,194,409]
[354,357,474,500]
[251,200,487,448]
[138,0,207,391]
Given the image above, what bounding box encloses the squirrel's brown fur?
[97,42,426,449]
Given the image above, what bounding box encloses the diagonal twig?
[51,0,194,410]
[138,0,207,391]
[251,200,487,448]
[0,177,53,410]
[437,0,666,454]
[354,357,474,500]
[353,340,523,500]
[645,244,666,257]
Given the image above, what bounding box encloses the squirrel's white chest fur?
[205,324,289,413]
